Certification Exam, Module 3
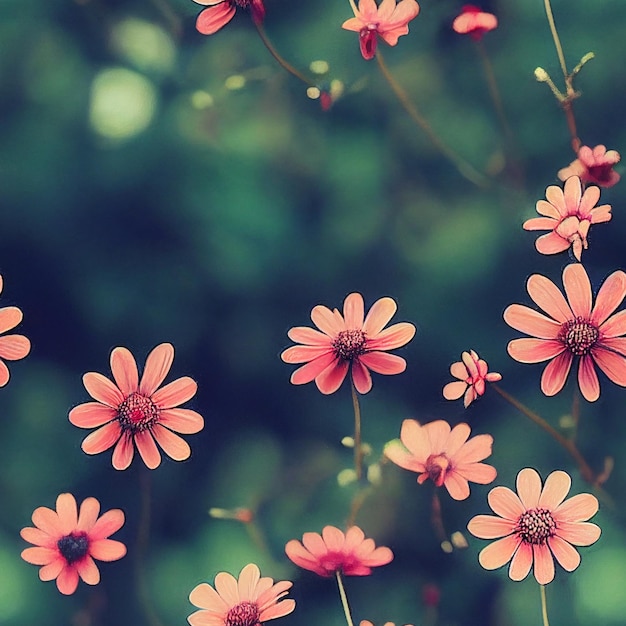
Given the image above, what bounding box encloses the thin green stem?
[540,584,550,626]
[346,0,358,16]
[350,380,363,481]
[335,571,355,626]
[375,51,489,188]
[544,0,568,80]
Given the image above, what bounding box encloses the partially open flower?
[194,0,265,36]
[342,0,420,61]
[443,350,501,407]
[558,144,621,188]
[452,5,498,40]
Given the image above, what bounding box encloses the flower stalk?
[350,380,364,481]
[540,584,550,626]
[335,571,355,626]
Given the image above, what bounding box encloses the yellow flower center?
[225,601,260,626]
[332,329,367,361]
[515,508,556,545]
[118,392,159,434]
[560,317,599,356]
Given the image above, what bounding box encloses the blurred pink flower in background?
[385,419,496,500]
[285,525,393,576]
[452,5,498,40]
[523,176,611,261]
[558,144,621,188]
[70,343,204,470]
[188,563,295,626]
[281,292,415,394]
[443,349,501,407]
[504,263,626,402]
[194,0,265,36]
[0,275,30,387]
[342,0,420,60]
[468,468,601,585]
[360,622,414,626]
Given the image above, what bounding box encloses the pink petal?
[516,468,541,509]
[83,372,124,407]
[384,439,424,473]
[139,343,174,396]
[286,326,331,346]
[478,534,520,570]
[443,472,470,500]
[563,264,592,318]
[81,421,122,455]
[527,274,573,323]
[89,538,127,562]
[443,380,466,400]
[281,344,334,364]
[599,310,626,338]
[259,599,296,621]
[504,304,561,339]
[315,359,349,395]
[189,581,229,613]
[112,434,134,470]
[289,352,337,385]
[535,232,571,256]
[214,571,240,606]
[424,420,452,454]
[577,355,600,402]
[507,338,564,363]
[20,527,56,548]
[152,376,197,408]
[455,462,497,485]
[467,515,516,539]
[343,293,365,329]
[362,297,396,335]
[487,486,525,520]
[21,546,58,565]
[544,184,566,215]
[89,509,125,541]
[196,3,236,35]
[56,494,79,535]
[509,542,533,581]
[532,543,555,585]
[351,360,372,394]
[591,270,626,326]
[548,536,580,571]
[538,470,571,510]
[359,351,406,374]
[399,418,430,460]
[0,360,9,387]
[366,322,415,350]
[134,431,161,469]
[0,307,22,333]
[444,423,471,457]
[159,408,204,434]
[451,433,493,464]
[554,493,599,522]
[540,351,573,396]
[77,497,100,533]
[56,566,80,595]
[237,563,261,602]
[110,347,139,396]
[311,305,344,336]
[0,334,30,360]
[38,558,64,581]
[31,506,63,537]
[69,403,117,428]
[555,521,601,546]
[75,556,100,585]
[151,424,191,461]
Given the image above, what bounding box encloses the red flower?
[523,176,611,261]
[452,5,498,40]
[285,525,393,577]
[467,468,601,585]
[342,0,420,61]
[20,493,126,595]
[281,292,416,395]
[558,144,621,188]
[69,343,204,470]
[504,263,626,402]
[385,419,496,500]
[442,349,501,407]
[188,563,295,626]
[0,274,30,387]
[194,0,265,36]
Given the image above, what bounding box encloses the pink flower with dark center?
[342,0,420,61]
[443,349,502,407]
[20,493,126,595]
[0,274,31,387]
[384,419,496,500]
[285,525,393,577]
[523,176,611,261]
[194,0,265,36]
[452,5,498,40]
[467,468,601,585]
[188,563,295,626]
[69,343,204,470]
[558,144,621,188]
[281,292,416,395]
[504,263,626,402]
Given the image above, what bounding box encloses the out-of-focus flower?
[443,349,501,407]
[467,468,601,585]
[452,5,497,40]
[69,343,204,470]
[281,292,415,395]
[523,176,611,261]
[188,563,295,626]
[194,0,265,36]
[385,419,496,500]
[558,144,621,188]
[20,493,126,595]
[0,275,30,387]
[285,525,393,577]
[342,0,420,61]
[504,263,626,402]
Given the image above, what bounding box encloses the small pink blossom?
[467,468,601,585]
[558,144,621,188]
[342,0,420,61]
[285,525,393,577]
[281,292,415,395]
[443,350,501,407]
[504,263,626,402]
[194,0,265,36]
[523,176,611,261]
[452,5,498,40]
[384,419,496,500]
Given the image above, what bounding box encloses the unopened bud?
[534,67,549,82]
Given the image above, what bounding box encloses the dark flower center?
[359,28,378,60]
[117,392,159,434]
[559,316,599,356]
[425,454,450,487]
[225,601,260,626]
[332,329,368,361]
[588,164,613,184]
[231,0,251,6]
[515,508,556,545]
[57,532,89,564]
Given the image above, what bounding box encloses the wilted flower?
[0,274,30,387]
[443,349,501,407]
[558,144,621,188]
[20,493,126,595]
[452,5,498,40]
[385,419,496,500]
[468,468,601,585]
[194,0,265,36]
[504,263,626,402]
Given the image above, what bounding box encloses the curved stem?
[335,571,355,626]
[431,490,448,546]
[350,380,363,481]
[544,0,568,80]
[540,584,550,626]
[375,51,489,188]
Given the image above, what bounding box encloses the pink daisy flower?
[452,5,498,40]
[384,419,496,500]
[504,263,626,402]
[0,274,31,387]
[442,349,502,407]
[20,493,126,595]
[281,292,416,395]
[342,0,420,61]
[558,144,621,188]
[285,525,393,577]
[523,176,611,261]
[194,0,265,36]
[188,563,295,626]
[69,343,204,470]
[467,468,601,585]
